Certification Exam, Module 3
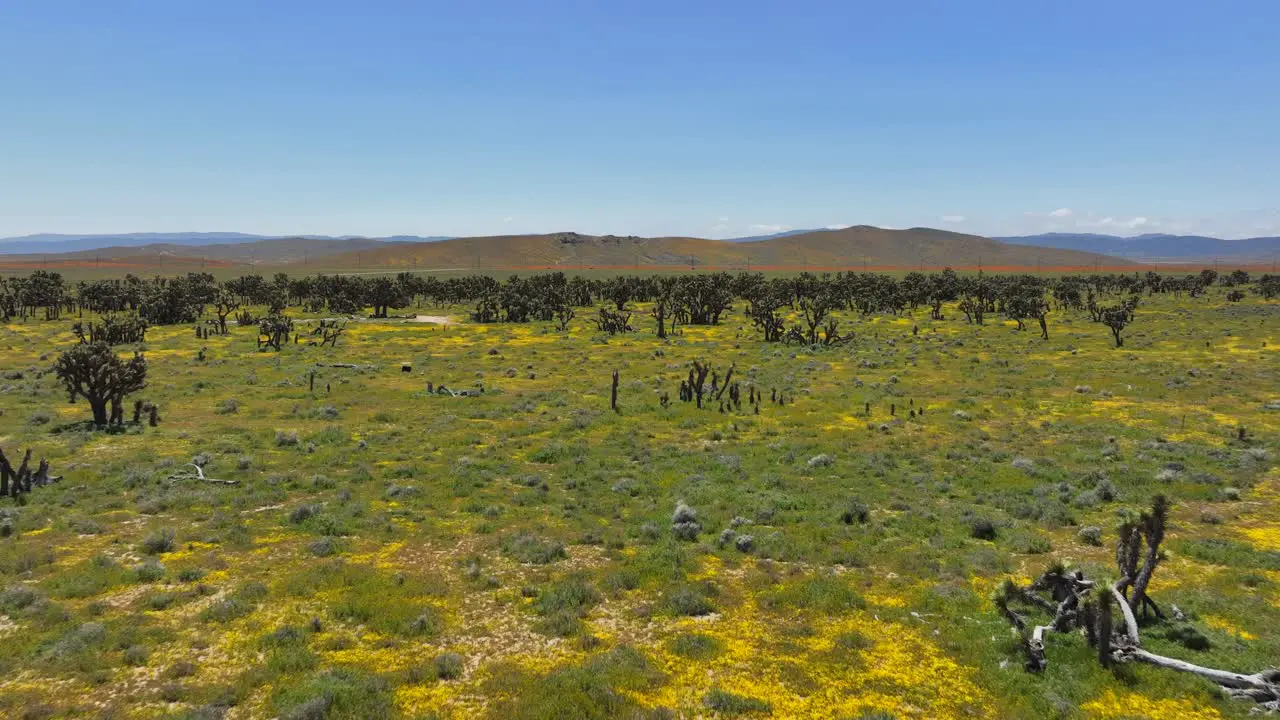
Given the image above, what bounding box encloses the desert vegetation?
[0,266,1277,718]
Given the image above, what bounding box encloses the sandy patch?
[406,315,455,325]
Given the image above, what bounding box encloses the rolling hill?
[308,226,1128,271]
[1,237,402,266]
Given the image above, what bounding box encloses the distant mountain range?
[994,233,1280,261]
[0,232,450,256]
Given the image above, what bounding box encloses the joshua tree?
[53,342,148,427]
[1099,296,1139,347]
[213,289,240,334]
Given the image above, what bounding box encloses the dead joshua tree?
[0,447,62,499]
[72,315,148,345]
[131,400,159,426]
[610,370,620,412]
[555,306,575,332]
[995,495,1280,710]
[595,308,633,334]
[309,319,347,347]
[679,361,713,408]
[258,314,294,351]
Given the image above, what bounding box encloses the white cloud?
[748,224,792,233]
[718,216,729,223]
[940,215,966,224]
[824,224,849,230]
[502,216,514,223]
[1079,215,1151,231]
[1049,208,1072,218]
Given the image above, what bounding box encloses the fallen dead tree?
[995,495,1279,711]
[166,462,239,486]
[425,382,482,398]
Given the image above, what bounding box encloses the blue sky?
[2,1,1278,240]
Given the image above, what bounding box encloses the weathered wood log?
[167,463,239,486]
[995,498,1278,709]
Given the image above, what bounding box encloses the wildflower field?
[1,275,1277,719]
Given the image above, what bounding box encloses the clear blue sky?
[2,1,1278,240]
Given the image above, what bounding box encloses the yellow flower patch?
[1082,690,1222,720]
[1203,615,1257,641]
[629,604,991,719]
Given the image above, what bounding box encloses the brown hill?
[307,227,1129,271]
[3,237,388,265]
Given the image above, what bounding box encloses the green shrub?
[702,687,771,715]
[668,632,724,660]
[840,501,870,525]
[434,652,464,680]
[664,585,715,616]
[272,668,393,720]
[139,528,176,555]
[123,644,150,667]
[760,575,866,614]
[500,533,567,565]
[133,560,167,583]
[1177,538,1280,570]
[969,518,997,541]
[201,581,269,623]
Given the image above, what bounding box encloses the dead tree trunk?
[996,496,1279,710]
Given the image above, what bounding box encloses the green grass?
[0,282,1276,718]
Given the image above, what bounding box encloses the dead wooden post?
[891,404,896,416]
[865,401,871,416]
[610,370,619,412]
[133,400,143,424]
[148,404,159,427]
[309,370,315,392]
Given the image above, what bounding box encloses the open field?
[1,273,1278,719]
